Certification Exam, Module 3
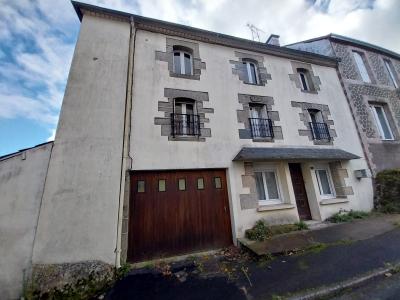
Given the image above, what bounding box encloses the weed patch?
[245,220,308,242]
[328,210,370,223]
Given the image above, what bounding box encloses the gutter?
[115,16,135,268]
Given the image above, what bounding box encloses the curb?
[287,262,400,300]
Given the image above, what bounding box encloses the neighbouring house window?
[384,59,399,88]
[172,98,200,136]
[249,104,273,138]
[173,50,193,75]
[254,170,282,205]
[297,68,312,91]
[197,178,204,190]
[137,180,145,193]
[178,178,186,191]
[214,177,222,189]
[308,109,330,140]
[370,105,394,140]
[315,169,335,199]
[243,60,259,84]
[353,51,371,83]
[158,179,166,192]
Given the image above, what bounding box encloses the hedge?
[375,169,400,213]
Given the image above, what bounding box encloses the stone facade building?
[288,34,400,175]
[0,4,379,298]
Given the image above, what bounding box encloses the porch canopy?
[233,147,360,161]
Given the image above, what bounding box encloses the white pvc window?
[254,170,282,205]
[384,59,398,88]
[353,51,371,83]
[173,51,193,75]
[370,105,394,140]
[315,169,335,199]
[298,70,310,91]
[243,61,258,84]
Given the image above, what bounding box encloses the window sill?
[257,203,295,212]
[169,136,202,142]
[252,137,274,143]
[169,73,200,80]
[300,89,318,94]
[243,82,264,87]
[320,198,349,205]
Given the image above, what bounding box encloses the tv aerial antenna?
[246,23,266,42]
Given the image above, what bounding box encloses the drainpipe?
[115,16,135,268]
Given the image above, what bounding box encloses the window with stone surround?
[155,38,206,80]
[154,88,213,142]
[254,169,282,205]
[289,61,321,93]
[315,167,335,199]
[173,47,193,75]
[353,51,371,83]
[242,59,259,84]
[370,104,394,140]
[297,68,314,91]
[383,59,399,88]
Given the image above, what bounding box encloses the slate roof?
[232,147,360,161]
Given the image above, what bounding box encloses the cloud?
[0,0,399,145]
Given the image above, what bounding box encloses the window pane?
[249,63,257,84]
[299,73,308,90]
[158,179,166,192]
[173,52,181,74]
[317,170,332,195]
[242,62,250,83]
[353,52,371,83]
[184,53,192,75]
[265,171,279,199]
[137,180,145,193]
[375,106,392,139]
[197,178,204,190]
[214,177,222,189]
[178,178,186,191]
[255,172,266,200]
[384,60,398,88]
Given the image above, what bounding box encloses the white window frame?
[315,168,335,199]
[243,61,259,84]
[384,59,398,88]
[370,104,394,140]
[353,51,371,83]
[173,50,193,75]
[174,100,195,136]
[255,168,283,205]
[298,71,310,91]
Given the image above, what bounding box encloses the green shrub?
[328,210,370,223]
[245,220,309,241]
[295,220,309,230]
[375,169,400,213]
[245,220,272,241]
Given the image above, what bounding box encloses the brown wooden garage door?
[127,169,232,262]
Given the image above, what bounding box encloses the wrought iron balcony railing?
[249,118,274,138]
[309,122,331,140]
[171,113,201,137]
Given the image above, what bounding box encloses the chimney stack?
[266,34,280,46]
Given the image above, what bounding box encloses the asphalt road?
[105,228,400,300]
[330,272,400,300]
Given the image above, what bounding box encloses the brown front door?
[128,169,232,262]
[289,163,312,220]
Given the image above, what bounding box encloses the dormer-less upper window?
[243,60,258,84]
[297,68,311,91]
[353,51,371,83]
[384,59,399,88]
[173,50,193,75]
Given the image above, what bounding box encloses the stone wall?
[331,41,400,174]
